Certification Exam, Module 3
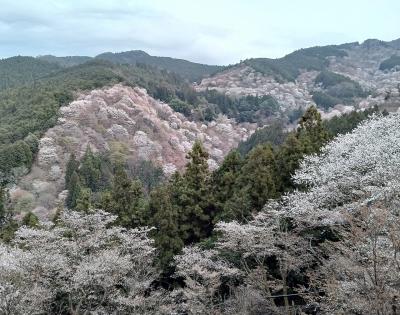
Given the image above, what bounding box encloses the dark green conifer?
[149,185,183,268]
[79,146,101,192]
[66,171,81,209]
[65,153,79,190]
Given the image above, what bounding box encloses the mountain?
[197,38,400,118]
[1,37,400,220]
[95,50,223,82]
[37,55,92,67]
[37,50,223,82]
[14,84,254,218]
[0,56,61,91]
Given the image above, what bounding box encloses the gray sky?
[1,0,399,65]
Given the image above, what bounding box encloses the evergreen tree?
[66,171,81,209]
[24,133,39,155]
[211,150,243,221]
[104,166,146,227]
[177,141,215,243]
[296,106,329,154]
[276,133,304,191]
[237,144,279,213]
[22,211,39,227]
[149,185,183,268]
[65,153,79,190]
[75,188,92,213]
[79,146,101,192]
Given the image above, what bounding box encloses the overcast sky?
[1,0,399,65]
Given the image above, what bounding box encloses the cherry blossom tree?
[215,113,400,314]
[171,245,240,314]
[0,210,168,315]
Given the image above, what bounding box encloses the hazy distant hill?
[37,55,92,67]
[0,56,61,91]
[95,50,223,82]
[36,50,223,82]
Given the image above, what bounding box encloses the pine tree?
[66,171,81,209]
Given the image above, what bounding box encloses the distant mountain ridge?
[32,37,400,82]
[37,55,92,67]
[37,50,223,82]
[0,56,61,91]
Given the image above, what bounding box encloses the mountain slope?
[95,50,223,82]
[12,84,255,218]
[37,50,223,82]
[197,38,400,117]
[0,56,61,91]
[37,55,92,67]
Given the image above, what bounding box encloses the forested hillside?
[1,35,400,314]
[1,107,398,314]
[96,50,223,82]
[37,50,223,82]
[0,56,61,91]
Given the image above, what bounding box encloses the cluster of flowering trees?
[0,210,169,314]
[212,113,400,314]
[1,113,400,314]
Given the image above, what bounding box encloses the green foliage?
[323,106,379,137]
[0,187,18,243]
[201,90,280,123]
[95,50,223,82]
[312,91,341,109]
[297,106,330,154]
[244,45,347,82]
[238,144,279,211]
[315,70,353,88]
[211,106,330,222]
[66,171,81,209]
[379,55,400,71]
[169,98,192,116]
[65,153,79,190]
[148,142,216,265]
[79,147,101,192]
[0,56,61,91]
[128,160,164,193]
[21,211,39,227]
[237,120,286,156]
[101,166,146,228]
[177,141,215,243]
[276,133,304,191]
[37,55,92,67]
[149,185,183,268]
[313,71,367,109]
[0,140,33,175]
[75,188,92,213]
